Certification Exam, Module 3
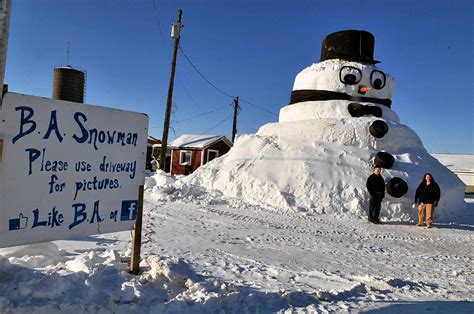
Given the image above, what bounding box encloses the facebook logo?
[120,200,138,221]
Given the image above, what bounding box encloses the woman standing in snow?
[414,173,441,228]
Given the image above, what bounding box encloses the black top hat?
[320,30,380,64]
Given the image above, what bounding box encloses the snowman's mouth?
[290,90,392,108]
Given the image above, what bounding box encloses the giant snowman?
[181,30,466,221]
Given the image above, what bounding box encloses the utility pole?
[231,96,239,143]
[160,9,182,170]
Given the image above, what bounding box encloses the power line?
[179,46,235,99]
[238,120,260,133]
[169,126,177,138]
[179,46,279,116]
[201,113,234,135]
[151,0,166,44]
[174,105,229,124]
[240,98,278,116]
[149,104,229,128]
[177,77,201,109]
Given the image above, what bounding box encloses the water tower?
[52,66,86,103]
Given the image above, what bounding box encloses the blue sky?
[5,0,473,154]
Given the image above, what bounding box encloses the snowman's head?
[290,30,395,108]
[290,59,395,107]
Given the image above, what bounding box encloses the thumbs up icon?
[9,213,28,230]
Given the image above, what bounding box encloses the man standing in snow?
[366,166,386,224]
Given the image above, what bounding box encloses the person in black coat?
[414,173,441,228]
[366,166,386,224]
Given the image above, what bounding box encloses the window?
[152,146,161,158]
[179,150,192,165]
[207,149,219,163]
[153,145,171,158]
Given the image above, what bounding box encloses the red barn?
[169,134,232,176]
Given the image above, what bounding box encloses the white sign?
[0,93,148,248]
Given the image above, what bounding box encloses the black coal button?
[386,177,408,198]
[348,103,383,118]
[374,152,395,169]
[369,120,389,138]
[348,103,365,117]
[367,106,383,117]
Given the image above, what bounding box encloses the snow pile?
[145,170,177,196]
[1,240,333,313]
[0,242,64,268]
[178,134,464,222]
[0,243,241,313]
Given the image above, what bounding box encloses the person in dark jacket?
[366,166,386,224]
[414,173,441,228]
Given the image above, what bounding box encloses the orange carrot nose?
[359,86,368,94]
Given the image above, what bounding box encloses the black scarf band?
[290,90,392,108]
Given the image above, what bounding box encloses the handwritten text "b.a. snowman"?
[12,106,138,150]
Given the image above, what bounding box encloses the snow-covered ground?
[1,171,473,313]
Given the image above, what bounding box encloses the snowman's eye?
[371,70,386,89]
[340,66,362,85]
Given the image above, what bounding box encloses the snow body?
[181,59,466,222]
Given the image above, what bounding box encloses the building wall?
[171,140,232,176]
[203,141,231,164]
[190,150,202,172]
[171,149,202,176]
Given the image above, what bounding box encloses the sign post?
[129,184,144,275]
[0,93,148,248]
